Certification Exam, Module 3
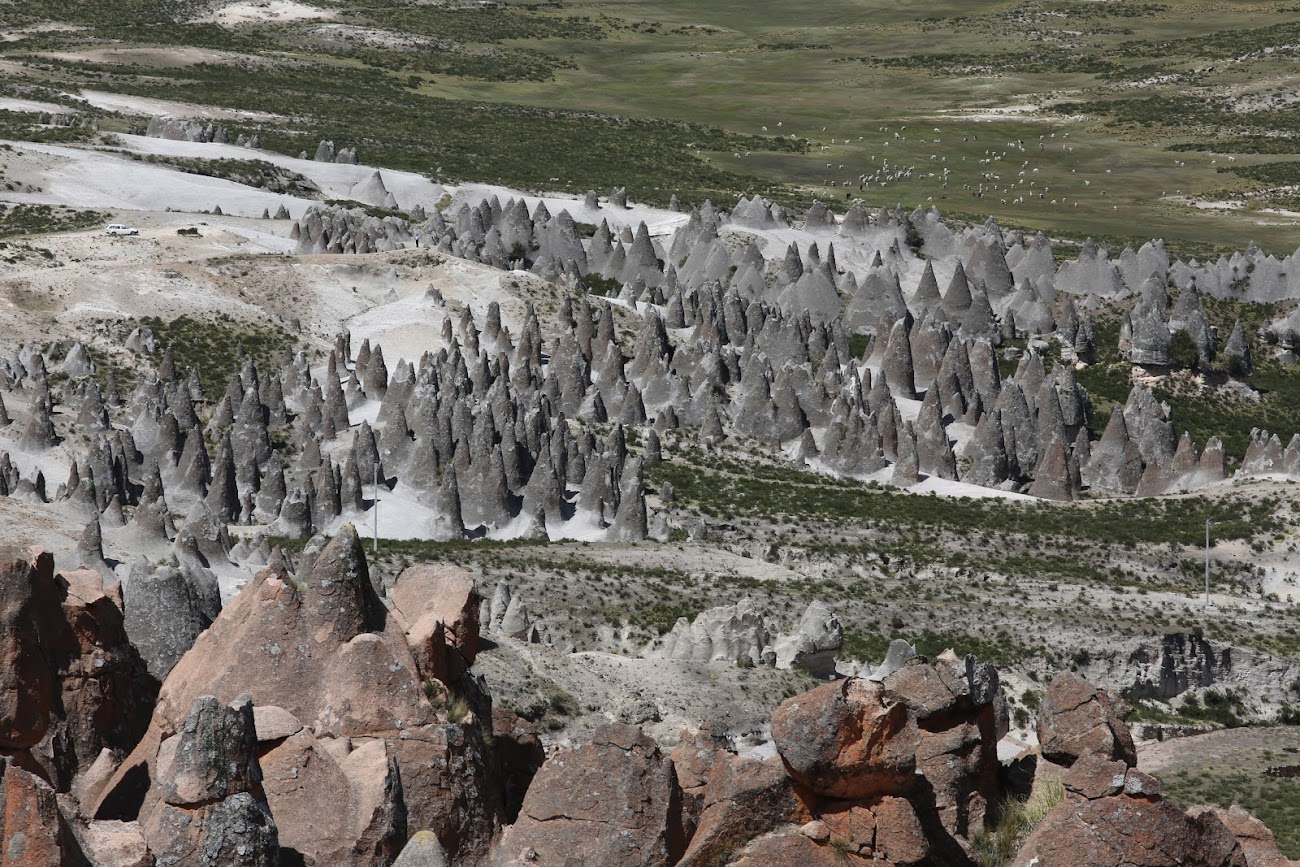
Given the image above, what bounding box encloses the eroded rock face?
[494,722,686,867]
[882,653,1004,838]
[391,562,480,685]
[773,600,843,677]
[151,526,425,739]
[1037,670,1136,767]
[0,549,56,753]
[818,796,929,865]
[677,752,802,867]
[1,759,88,865]
[655,598,771,666]
[140,695,280,867]
[259,733,406,867]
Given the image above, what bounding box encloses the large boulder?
[1188,805,1300,867]
[882,653,1004,838]
[677,752,802,867]
[390,562,480,685]
[1037,670,1136,767]
[258,733,405,866]
[771,678,918,800]
[123,558,222,681]
[493,722,687,867]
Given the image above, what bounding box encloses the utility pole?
[373,460,380,556]
[1204,518,1211,617]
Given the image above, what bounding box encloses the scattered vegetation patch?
[0,110,100,144]
[115,152,321,197]
[117,313,297,395]
[648,453,1276,547]
[0,203,107,238]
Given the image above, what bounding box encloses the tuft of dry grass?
[972,775,1066,867]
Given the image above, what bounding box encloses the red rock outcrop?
[493,722,687,867]
[390,563,480,683]
[1037,670,1136,767]
[1188,806,1300,867]
[882,651,1004,838]
[1012,792,1246,867]
[670,653,1008,867]
[1008,686,1253,867]
[669,728,722,842]
[490,707,543,824]
[92,526,502,865]
[0,548,154,793]
[1,758,87,865]
[677,752,804,867]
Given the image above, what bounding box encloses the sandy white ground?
[0,23,81,43]
[0,97,74,115]
[1,141,314,218]
[197,0,334,26]
[78,91,281,123]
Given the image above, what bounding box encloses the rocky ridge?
[2,536,1291,867]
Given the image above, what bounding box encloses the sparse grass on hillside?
[0,110,100,145]
[113,152,321,198]
[17,55,807,209]
[648,452,1278,547]
[841,628,1043,667]
[111,314,297,397]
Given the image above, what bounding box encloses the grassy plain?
[2,0,1300,250]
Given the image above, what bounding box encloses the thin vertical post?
[1204,518,1211,617]
[373,460,380,556]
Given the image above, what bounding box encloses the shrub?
[1169,329,1200,370]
